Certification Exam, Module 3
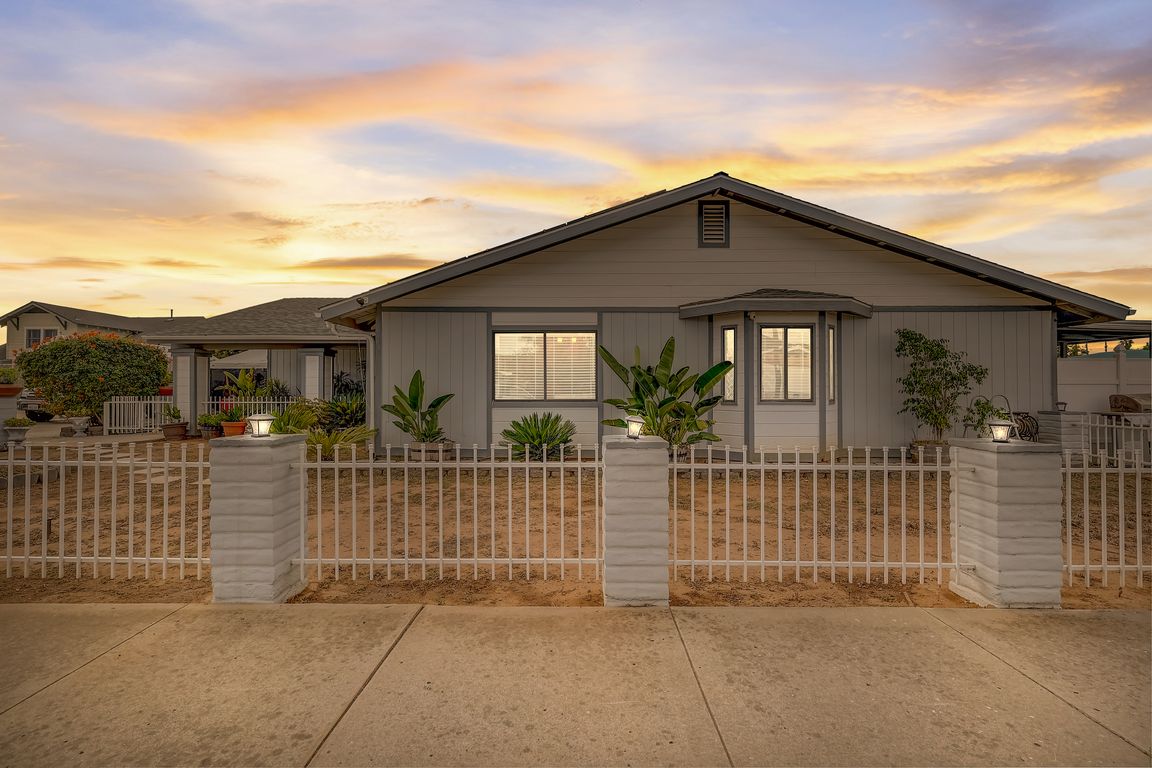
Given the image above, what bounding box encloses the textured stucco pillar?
[949,438,1063,608]
[1037,410,1085,453]
[209,433,306,603]
[602,436,670,607]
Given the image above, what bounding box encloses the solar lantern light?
[987,418,1014,443]
[625,415,644,440]
[247,413,275,438]
[1057,401,1068,412]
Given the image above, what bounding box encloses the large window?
[760,326,812,401]
[494,331,596,401]
[721,326,736,403]
[25,328,58,348]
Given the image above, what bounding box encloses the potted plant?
[64,410,92,437]
[158,369,173,397]
[0,367,21,398]
[160,403,188,440]
[894,328,988,447]
[380,370,454,459]
[197,411,225,439]
[3,416,33,447]
[219,405,248,437]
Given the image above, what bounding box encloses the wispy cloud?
[291,254,442,271]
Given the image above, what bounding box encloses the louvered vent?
[698,200,729,247]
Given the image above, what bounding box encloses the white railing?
[2,442,211,579]
[102,396,173,434]
[1081,412,1151,466]
[1063,449,1149,587]
[199,398,299,416]
[670,446,957,585]
[294,444,603,582]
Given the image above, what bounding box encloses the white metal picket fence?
[103,396,174,435]
[670,446,957,584]
[199,398,299,416]
[2,442,211,578]
[294,444,604,581]
[1062,449,1149,586]
[1081,413,1151,466]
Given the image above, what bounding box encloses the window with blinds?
[722,326,736,403]
[494,331,596,401]
[698,200,729,247]
[760,326,812,401]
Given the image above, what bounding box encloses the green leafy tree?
[598,336,732,447]
[15,332,169,418]
[894,328,988,443]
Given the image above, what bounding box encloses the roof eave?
[679,297,874,319]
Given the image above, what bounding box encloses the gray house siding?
[839,309,1055,447]
[377,311,488,447]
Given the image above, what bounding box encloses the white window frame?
[721,325,737,404]
[758,324,814,403]
[25,328,58,348]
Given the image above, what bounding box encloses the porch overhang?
[678,289,873,319]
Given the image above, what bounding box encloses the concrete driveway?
[0,605,1148,767]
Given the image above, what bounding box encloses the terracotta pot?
[157,386,173,396]
[221,421,247,437]
[0,384,21,397]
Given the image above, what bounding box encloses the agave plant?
[500,412,577,460]
[598,336,732,447]
[380,370,454,443]
[269,401,320,435]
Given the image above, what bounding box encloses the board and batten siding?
[387,201,1046,309]
[491,406,600,447]
[839,310,1055,447]
[710,312,744,446]
[376,311,488,447]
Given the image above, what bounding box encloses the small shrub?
[161,404,183,424]
[306,425,377,460]
[197,412,226,428]
[333,371,365,397]
[962,395,1010,438]
[381,370,453,443]
[323,393,366,431]
[0,368,19,385]
[4,416,33,428]
[894,328,989,443]
[269,401,319,434]
[500,412,577,460]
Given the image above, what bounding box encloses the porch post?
[602,436,670,607]
[949,438,1063,608]
[297,348,334,400]
[170,347,210,435]
[209,433,306,602]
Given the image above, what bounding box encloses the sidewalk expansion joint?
[305,604,425,768]
[670,608,735,768]
[923,608,1151,759]
[0,602,189,718]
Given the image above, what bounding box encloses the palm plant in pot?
[381,370,454,459]
[157,403,187,440]
[219,405,249,437]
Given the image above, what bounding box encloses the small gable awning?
[679,289,873,319]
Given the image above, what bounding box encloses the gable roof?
[0,301,201,333]
[679,288,873,319]
[321,172,1132,328]
[145,298,363,345]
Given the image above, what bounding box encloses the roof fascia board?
[144,334,366,344]
[679,297,873,319]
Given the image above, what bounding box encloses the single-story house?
[320,172,1133,451]
[145,297,369,432]
[0,301,203,362]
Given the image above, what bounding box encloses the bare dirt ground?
[2,443,1148,608]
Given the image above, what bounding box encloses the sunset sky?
[1,0,1150,343]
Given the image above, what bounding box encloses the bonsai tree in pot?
[160,403,188,440]
[381,370,454,458]
[895,328,988,446]
[3,416,33,447]
[598,336,732,458]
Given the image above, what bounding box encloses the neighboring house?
[0,301,203,361]
[1055,320,1151,412]
[145,298,369,430]
[322,172,1132,451]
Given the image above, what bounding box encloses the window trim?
[721,325,737,404]
[491,329,598,403]
[827,325,836,405]
[758,323,816,404]
[25,328,58,348]
[697,200,730,248]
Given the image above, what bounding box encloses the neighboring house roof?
[321,172,1132,327]
[145,298,365,346]
[0,301,201,333]
[1057,319,1152,345]
[679,288,873,319]
[210,349,269,369]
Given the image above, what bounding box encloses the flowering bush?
[15,332,169,418]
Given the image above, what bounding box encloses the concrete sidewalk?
[0,606,1148,767]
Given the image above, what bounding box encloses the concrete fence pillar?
[209,433,306,603]
[949,438,1064,608]
[1036,410,1085,452]
[602,436,670,607]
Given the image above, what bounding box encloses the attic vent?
[698,200,729,247]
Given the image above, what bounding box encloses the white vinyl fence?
[670,446,957,584]
[199,398,299,417]
[294,444,603,581]
[1063,449,1149,586]
[2,442,210,578]
[103,396,174,435]
[1081,413,1152,466]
